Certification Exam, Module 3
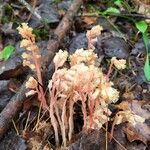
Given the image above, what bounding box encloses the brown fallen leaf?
[81,16,97,25]
[117,101,130,111]
[117,100,150,120]
[124,125,148,145]
[117,100,150,145]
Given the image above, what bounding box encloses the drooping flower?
[87,105,111,129]
[20,39,33,48]
[53,50,68,68]
[86,25,103,39]
[26,76,38,89]
[17,23,35,40]
[18,23,41,72]
[111,57,126,70]
[69,48,97,66]
[86,25,103,49]
[100,83,119,103]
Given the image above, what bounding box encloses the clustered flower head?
[86,25,103,39]
[17,23,41,71]
[17,23,34,40]
[25,76,38,89]
[111,57,126,70]
[18,23,47,110]
[69,48,97,66]
[53,49,68,68]
[49,48,120,146]
[87,105,112,129]
[17,23,131,148]
[86,25,103,49]
[52,49,119,103]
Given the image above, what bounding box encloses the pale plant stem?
[105,107,109,150]
[49,88,59,146]
[81,93,87,130]
[82,100,87,130]
[50,104,59,146]
[88,98,94,128]
[32,50,48,110]
[54,105,62,128]
[106,62,113,81]
[61,99,67,147]
[110,112,119,141]
[68,100,74,141]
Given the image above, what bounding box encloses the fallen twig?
[0,0,83,139]
[0,82,27,139]
[18,0,42,21]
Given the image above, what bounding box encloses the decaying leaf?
[27,121,53,150]
[124,124,150,145]
[115,110,145,126]
[81,16,97,25]
[116,100,150,144]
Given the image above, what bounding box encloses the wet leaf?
[117,100,150,119]
[114,0,123,6]
[135,21,148,33]
[118,100,150,144]
[124,125,148,145]
[1,45,15,61]
[103,7,120,15]
[144,55,150,81]
[143,31,149,52]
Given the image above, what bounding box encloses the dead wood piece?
[0,0,83,139]
[18,0,42,21]
[44,0,83,68]
[0,84,26,139]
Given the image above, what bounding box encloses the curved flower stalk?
[107,57,126,80]
[17,23,48,110]
[48,50,69,146]
[48,83,59,146]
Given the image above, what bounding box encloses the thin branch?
[18,0,42,21]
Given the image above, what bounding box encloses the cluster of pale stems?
[17,23,145,147]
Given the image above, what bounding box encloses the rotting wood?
[0,0,83,139]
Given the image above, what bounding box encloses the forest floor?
[0,0,150,150]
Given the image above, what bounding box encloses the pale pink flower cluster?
[86,25,103,39]
[17,23,34,40]
[86,25,103,49]
[69,48,97,66]
[25,76,38,89]
[52,50,119,103]
[17,23,41,71]
[111,57,126,70]
[87,105,112,129]
[49,49,120,146]
[53,50,68,68]
[18,23,47,110]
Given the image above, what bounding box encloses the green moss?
[33,27,49,41]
